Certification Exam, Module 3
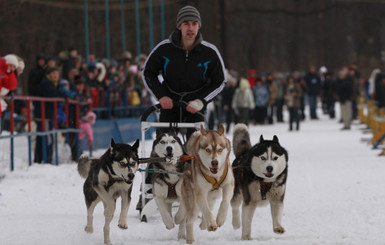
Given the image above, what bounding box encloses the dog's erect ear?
[259,135,264,143]
[132,139,140,151]
[111,138,116,147]
[273,135,279,144]
[170,127,177,135]
[218,124,225,135]
[200,124,208,136]
[156,129,163,137]
[110,138,116,154]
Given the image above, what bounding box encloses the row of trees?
[1,0,385,95]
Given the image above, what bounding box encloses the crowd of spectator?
[2,47,385,164]
[23,47,151,163]
[28,48,150,120]
[211,64,385,133]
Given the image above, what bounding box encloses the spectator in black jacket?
[322,72,337,119]
[336,70,353,130]
[34,67,60,163]
[28,54,46,96]
[60,47,78,80]
[142,5,226,138]
[221,72,237,133]
[374,70,385,109]
[304,66,321,119]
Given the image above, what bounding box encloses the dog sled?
[138,101,205,222]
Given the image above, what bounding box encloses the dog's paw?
[199,220,207,230]
[84,225,93,233]
[207,224,217,232]
[216,215,226,228]
[177,228,186,240]
[274,226,285,234]
[232,217,240,230]
[186,239,195,244]
[241,235,252,240]
[165,222,175,230]
[118,223,128,230]
[163,216,175,230]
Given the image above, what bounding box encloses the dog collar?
[199,162,229,191]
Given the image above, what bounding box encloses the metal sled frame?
[139,102,205,222]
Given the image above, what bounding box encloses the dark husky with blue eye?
[230,124,288,241]
[77,138,139,245]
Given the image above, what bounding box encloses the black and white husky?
[149,130,186,237]
[231,124,288,240]
[77,138,139,245]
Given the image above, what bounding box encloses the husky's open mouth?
[210,167,218,174]
[164,153,174,158]
[124,179,133,184]
[264,173,274,178]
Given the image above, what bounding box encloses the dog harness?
[163,179,178,198]
[105,172,125,191]
[199,162,229,191]
[260,181,273,200]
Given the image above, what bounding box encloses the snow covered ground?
[1,106,385,245]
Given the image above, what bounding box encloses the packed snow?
[1,105,385,245]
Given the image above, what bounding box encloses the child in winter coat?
[284,75,303,131]
[232,78,255,125]
[79,111,97,147]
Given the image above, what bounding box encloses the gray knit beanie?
[176,5,201,28]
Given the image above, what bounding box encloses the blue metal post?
[120,0,126,53]
[10,137,14,171]
[10,100,14,171]
[160,0,165,40]
[148,0,154,50]
[42,134,47,163]
[135,0,141,56]
[105,0,111,60]
[27,100,32,166]
[28,135,32,166]
[54,133,59,165]
[84,0,90,62]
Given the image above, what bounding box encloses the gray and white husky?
[77,138,139,245]
[231,124,288,240]
[150,130,186,237]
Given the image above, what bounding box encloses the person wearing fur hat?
[142,5,226,139]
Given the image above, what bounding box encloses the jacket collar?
[169,29,203,51]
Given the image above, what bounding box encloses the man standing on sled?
[142,5,227,138]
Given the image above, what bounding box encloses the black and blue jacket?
[142,30,227,105]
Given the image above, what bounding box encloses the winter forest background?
[1,0,385,95]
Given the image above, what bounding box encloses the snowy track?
[1,108,385,245]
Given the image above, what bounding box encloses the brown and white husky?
[175,124,234,244]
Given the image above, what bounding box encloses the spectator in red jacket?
[0,55,18,133]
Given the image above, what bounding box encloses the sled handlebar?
[141,101,192,122]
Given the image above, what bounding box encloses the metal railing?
[0,95,91,171]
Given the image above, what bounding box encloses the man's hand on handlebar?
[186,99,203,114]
[159,96,174,109]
